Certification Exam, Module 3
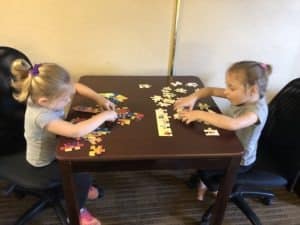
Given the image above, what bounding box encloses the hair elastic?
[260,63,268,70]
[30,64,41,76]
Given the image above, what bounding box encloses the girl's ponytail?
[260,63,272,77]
[10,59,32,102]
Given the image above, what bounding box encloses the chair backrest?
[0,47,32,155]
[257,77,300,186]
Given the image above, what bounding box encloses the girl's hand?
[179,110,203,124]
[174,94,197,111]
[97,96,116,111]
[101,110,118,122]
[102,99,115,111]
[74,83,116,111]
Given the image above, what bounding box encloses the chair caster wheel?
[199,217,210,225]
[262,197,273,205]
[199,220,209,225]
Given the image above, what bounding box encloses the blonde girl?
[11,59,117,225]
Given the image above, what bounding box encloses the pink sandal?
[80,208,101,225]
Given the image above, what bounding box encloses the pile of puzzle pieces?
[59,131,108,157]
[116,107,144,126]
[173,101,220,136]
[148,81,199,136]
[59,138,83,152]
[149,81,199,111]
[146,80,220,137]
[99,92,128,104]
[84,131,106,156]
[59,119,110,156]
[62,94,144,157]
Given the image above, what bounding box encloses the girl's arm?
[194,87,226,99]
[74,82,115,110]
[174,87,226,111]
[179,110,258,131]
[45,110,117,138]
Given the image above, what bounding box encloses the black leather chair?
[0,46,68,225]
[200,78,300,225]
[0,46,29,155]
[258,78,300,194]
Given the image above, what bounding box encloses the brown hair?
[227,61,272,98]
[11,59,72,103]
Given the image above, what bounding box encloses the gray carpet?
[0,170,299,225]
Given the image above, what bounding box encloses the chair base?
[14,197,68,225]
[200,189,275,225]
[2,184,68,225]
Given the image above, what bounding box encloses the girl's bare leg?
[212,191,218,197]
[197,180,207,201]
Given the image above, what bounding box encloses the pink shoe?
[87,186,99,200]
[80,208,101,225]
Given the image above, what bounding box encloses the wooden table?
[56,75,243,225]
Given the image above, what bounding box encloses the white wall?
[1,0,174,77]
[1,0,300,108]
[174,0,300,107]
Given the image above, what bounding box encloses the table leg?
[59,160,80,225]
[209,157,241,225]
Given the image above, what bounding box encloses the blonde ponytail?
[10,59,32,102]
[11,60,72,104]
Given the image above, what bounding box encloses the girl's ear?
[250,84,259,96]
[37,97,49,107]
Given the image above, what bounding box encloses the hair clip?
[260,63,268,70]
[30,64,41,76]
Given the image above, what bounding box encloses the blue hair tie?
[30,64,41,76]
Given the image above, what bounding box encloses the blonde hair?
[227,61,272,98]
[11,59,72,103]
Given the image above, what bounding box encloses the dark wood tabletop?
[56,75,242,162]
[56,75,243,225]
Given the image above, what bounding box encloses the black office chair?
[0,46,30,155]
[200,78,300,225]
[0,46,68,225]
[258,78,300,193]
